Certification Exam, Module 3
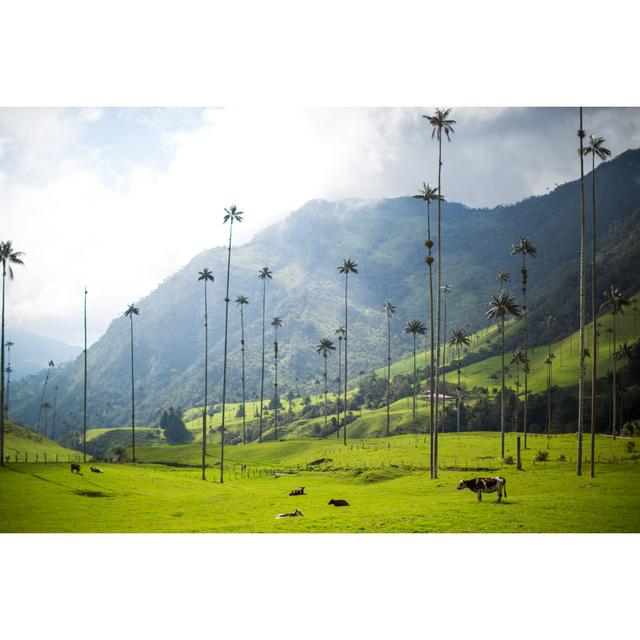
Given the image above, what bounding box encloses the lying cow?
[289,486,305,496]
[90,465,104,474]
[328,499,349,507]
[70,463,81,473]
[457,476,507,503]
[275,509,303,519]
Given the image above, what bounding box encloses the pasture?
[1,432,639,533]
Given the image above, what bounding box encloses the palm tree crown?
[511,236,537,259]
[198,268,214,283]
[583,135,611,162]
[235,295,249,306]
[223,205,244,224]
[338,259,358,275]
[258,266,273,281]
[600,286,629,316]
[404,320,426,336]
[124,304,140,318]
[413,183,444,204]
[315,338,335,357]
[0,242,25,278]
[496,271,510,286]
[449,328,470,349]
[383,300,396,319]
[423,108,456,141]
[271,316,282,330]
[486,292,521,321]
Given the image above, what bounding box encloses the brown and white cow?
[90,465,104,474]
[289,486,305,496]
[457,477,507,503]
[275,509,303,519]
[70,463,81,473]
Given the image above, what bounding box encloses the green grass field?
[2,432,639,532]
[2,421,86,462]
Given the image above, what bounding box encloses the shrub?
[503,455,514,465]
[625,441,636,453]
[535,451,549,462]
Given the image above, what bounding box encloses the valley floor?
[1,433,639,533]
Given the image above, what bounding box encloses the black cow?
[328,499,349,507]
[70,463,81,473]
[275,509,303,519]
[289,486,305,496]
[457,476,507,502]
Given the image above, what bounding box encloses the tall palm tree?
[198,267,214,479]
[382,301,396,437]
[486,291,521,458]
[440,283,452,426]
[83,287,88,462]
[496,271,510,291]
[511,236,537,449]
[0,241,23,465]
[41,401,52,438]
[124,304,140,461]
[449,327,470,432]
[338,258,358,446]
[271,316,282,440]
[220,205,243,483]
[413,183,443,462]
[4,340,14,420]
[38,360,55,434]
[235,295,249,444]
[258,266,273,442]
[600,286,629,439]
[315,337,336,434]
[583,134,611,477]
[614,342,633,429]
[334,325,345,438]
[423,108,455,479]
[510,347,527,433]
[404,320,426,424]
[51,384,59,441]
[545,315,557,446]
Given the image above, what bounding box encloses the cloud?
[1,107,639,346]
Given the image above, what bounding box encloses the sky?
[2,106,640,346]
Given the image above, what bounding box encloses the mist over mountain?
[10,148,640,434]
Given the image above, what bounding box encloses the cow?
[457,477,507,503]
[328,499,349,507]
[70,463,81,474]
[289,486,305,496]
[275,509,303,519]
[89,465,104,474]
[4,454,9,463]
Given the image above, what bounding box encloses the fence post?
[517,437,522,470]
[36,453,39,463]
[44,452,47,463]
[25,452,28,463]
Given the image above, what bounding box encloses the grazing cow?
[89,465,104,474]
[457,476,507,503]
[275,509,303,519]
[328,499,349,507]
[70,463,81,473]
[289,486,305,496]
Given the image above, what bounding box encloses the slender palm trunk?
[434,133,443,479]
[590,153,598,477]
[386,314,391,437]
[577,107,586,475]
[129,313,136,462]
[336,338,342,438]
[456,345,461,433]
[83,288,87,462]
[500,317,506,458]
[0,264,5,465]
[259,278,267,442]
[220,220,234,483]
[343,273,349,446]
[52,386,58,441]
[412,333,417,423]
[240,305,246,444]
[522,253,529,449]
[274,329,279,441]
[38,371,49,434]
[4,342,10,420]
[547,350,552,448]
[428,259,435,462]
[323,355,328,433]
[612,316,617,439]
[441,292,448,429]
[202,279,209,480]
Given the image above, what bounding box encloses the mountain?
[10,148,640,434]
[3,327,80,381]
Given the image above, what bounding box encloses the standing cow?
[457,477,507,502]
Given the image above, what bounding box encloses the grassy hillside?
[2,420,84,462]
[1,433,638,533]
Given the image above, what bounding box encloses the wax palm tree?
[583,134,611,477]
[441,283,452,426]
[198,267,214,479]
[235,295,249,444]
[600,286,630,439]
[315,337,336,434]
[423,108,455,479]
[413,183,443,457]
[404,320,426,424]
[486,292,521,458]
[124,304,140,461]
[220,205,243,483]
[496,271,510,291]
[338,259,358,446]
[449,328,470,432]
[83,287,88,461]
[4,340,14,420]
[382,301,396,437]
[41,401,52,438]
[510,347,527,433]
[614,342,633,429]
[271,317,282,440]
[334,325,345,438]
[511,236,537,449]
[545,315,557,446]
[38,360,55,434]
[0,241,23,465]
[258,266,273,442]
[51,385,59,441]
